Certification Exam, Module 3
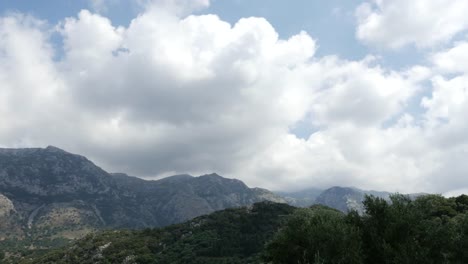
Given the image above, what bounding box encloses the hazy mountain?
[275,187,323,207]
[314,186,425,214]
[0,146,286,250]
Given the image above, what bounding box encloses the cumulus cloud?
[1,6,319,180]
[0,14,71,145]
[356,0,468,49]
[431,41,468,74]
[1,2,468,194]
[308,56,420,126]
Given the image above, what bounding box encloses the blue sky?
[0,0,135,26]
[1,0,468,194]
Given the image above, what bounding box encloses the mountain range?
[0,146,423,258]
[0,146,284,248]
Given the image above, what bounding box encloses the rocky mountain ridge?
[0,146,286,248]
[0,145,427,256]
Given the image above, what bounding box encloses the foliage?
[265,194,468,264]
[24,202,295,264]
[264,205,362,264]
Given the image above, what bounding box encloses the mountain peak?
[0,146,111,198]
[45,145,67,153]
[0,146,68,156]
[201,173,222,178]
[198,173,246,186]
[156,174,194,183]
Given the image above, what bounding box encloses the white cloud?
[309,56,420,126]
[2,2,468,195]
[1,7,320,180]
[356,0,468,49]
[431,41,468,74]
[60,10,124,66]
[444,188,468,198]
[239,115,442,193]
[0,14,70,145]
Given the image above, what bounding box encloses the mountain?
[275,186,393,212]
[275,187,323,207]
[313,186,426,214]
[313,186,389,213]
[0,146,286,255]
[26,202,296,264]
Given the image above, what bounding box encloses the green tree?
[264,205,362,264]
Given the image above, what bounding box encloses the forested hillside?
[0,146,286,259]
[14,194,468,264]
[23,202,295,264]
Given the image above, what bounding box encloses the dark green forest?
[7,194,468,264]
[265,194,468,263]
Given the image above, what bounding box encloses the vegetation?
[23,202,295,264]
[5,194,468,263]
[264,205,362,264]
[264,194,468,264]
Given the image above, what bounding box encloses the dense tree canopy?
[264,194,468,264]
[264,205,362,264]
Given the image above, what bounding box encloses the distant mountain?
[314,186,425,214]
[0,146,286,253]
[312,187,387,213]
[276,185,426,214]
[275,187,323,207]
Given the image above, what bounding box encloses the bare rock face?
[314,187,391,213]
[252,188,289,204]
[0,193,22,240]
[313,187,424,214]
[0,146,113,198]
[0,193,14,217]
[0,146,286,247]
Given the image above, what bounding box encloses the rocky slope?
[0,146,286,252]
[314,186,425,214]
[313,187,388,213]
[276,185,424,213]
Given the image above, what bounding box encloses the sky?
[1,0,468,195]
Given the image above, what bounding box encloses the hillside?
[25,202,296,264]
[19,194,468,264]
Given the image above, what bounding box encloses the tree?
[264,205,362,264]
